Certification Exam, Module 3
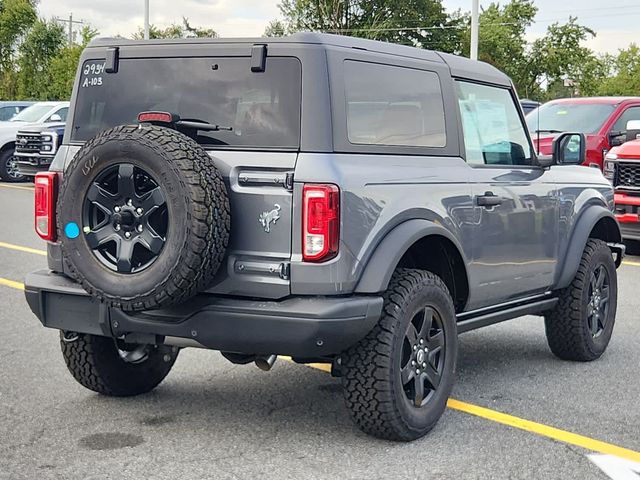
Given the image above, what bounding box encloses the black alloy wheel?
[82,163,168,274]
[586,264,610,338]
[401,306,445,407]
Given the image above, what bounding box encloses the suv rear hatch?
[68,46,301,298]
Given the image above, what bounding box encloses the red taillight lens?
[34,172,57,241]
[302,184,340,262]
[137,111,176,123]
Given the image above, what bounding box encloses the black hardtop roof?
[88,32,511,86]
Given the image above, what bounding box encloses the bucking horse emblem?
[258,204,281,233]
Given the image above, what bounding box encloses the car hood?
[17,122,65,134]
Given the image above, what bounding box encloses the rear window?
[525,102,615,134]
[72,57,302,149]
[344,60,446,148]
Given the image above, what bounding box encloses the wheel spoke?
[413,375,425,407]
[588,312,598,334]
[117,164,136,199]
[600,285,610,305]
[140,187,166,213]
[86,183,118,212]
[595,265,606,290]
[401,363,414,386]
[423,363,441,390]
[426,330,444,351]
[85,225,116,249]
[418,307,435,339]
[405,322,419,347]
[116,238,135,273]
[137,228,164,255]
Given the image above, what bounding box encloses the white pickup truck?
[0,101,69,182]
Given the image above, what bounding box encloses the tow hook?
[255,354,277,371]
[61,331,79,343]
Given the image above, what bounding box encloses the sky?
[37,0,639,55]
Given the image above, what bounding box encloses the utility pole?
[470,0,479,60]
[54,14,84,45]
[144,0,150,40]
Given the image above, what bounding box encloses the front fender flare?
[354,219,468,293]
[554,205,621,289]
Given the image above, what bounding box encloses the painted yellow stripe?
[297,360,640,462]
[0,277,24,290]
[622,260,640,267]
[0,241,46,256]
[0,183,33,191]
[446,399,640,463]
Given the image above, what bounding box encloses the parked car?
[0,101,34,121]
[526,96,640,170]
[0,101,69,182]
[520,98,540,115]
[25,33,623,442]
[14,122,65,178]
[603,119,640,245]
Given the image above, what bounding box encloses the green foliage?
[275,0,463,51]
[264,19,288,37]
[132,17,217,39]
[16,19,65,99]
[0,0,37,98]
[588,44,640,96]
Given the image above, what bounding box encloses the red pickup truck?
[604,134,640,243]
[526,97,640,170]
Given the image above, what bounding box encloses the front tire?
[545,239,617,361]
[60,332,179,396]
[341,269,457,441]
[0,149,26,183]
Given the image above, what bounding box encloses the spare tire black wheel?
[57,124,230,311]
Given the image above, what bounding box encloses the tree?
[16,18,65,99]
[133,17,217,39]
[587,45,640,96]
[46,26,99,100]
[0,0,37,98]
[274,0,463,51]
[264,19,287,37]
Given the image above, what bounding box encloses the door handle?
[476,192,502,207]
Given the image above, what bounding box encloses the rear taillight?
[34,172,57,241]
[302,184,340,262]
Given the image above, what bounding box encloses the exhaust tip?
[255,354,277,371]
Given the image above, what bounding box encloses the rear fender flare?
[354,219,468,293]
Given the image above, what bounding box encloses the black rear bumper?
[24,270,383,357]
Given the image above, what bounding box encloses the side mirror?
[553,132,586,165]
[625,119,640,142]
[48,114,62,122]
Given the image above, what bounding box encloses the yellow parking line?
[0,277,24,290]
[622,260,640,267]
[0,183,33,191]
[0,241,46,256]
[299,361,640,462]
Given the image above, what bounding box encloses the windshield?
[525,102,615,134]
[72,57,302,149]
[10,104,53,123]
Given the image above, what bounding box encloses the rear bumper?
[24,270,383,357]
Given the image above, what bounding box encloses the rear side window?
[344,61,446,148]
[72,57,301,149]
[456,81,532,166]
[0,106,19,121]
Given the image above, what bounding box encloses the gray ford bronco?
[25,33,625,441]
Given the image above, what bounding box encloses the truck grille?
[15,133,44,154]
[617,162,640,189]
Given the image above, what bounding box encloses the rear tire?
[60,332,178,396]
[341,269,457,441]
[545,239,617,361]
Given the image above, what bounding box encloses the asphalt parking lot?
[0,181,639,479]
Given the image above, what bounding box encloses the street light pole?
[144,0,150,40]
[470,0,479,60]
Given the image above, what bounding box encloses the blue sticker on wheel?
[64,222,80,239]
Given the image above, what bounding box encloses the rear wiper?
[137,112,233,132]
[532,129,564,134]
[177,118,233,132]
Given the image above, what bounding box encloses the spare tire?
[57,124,230,311]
